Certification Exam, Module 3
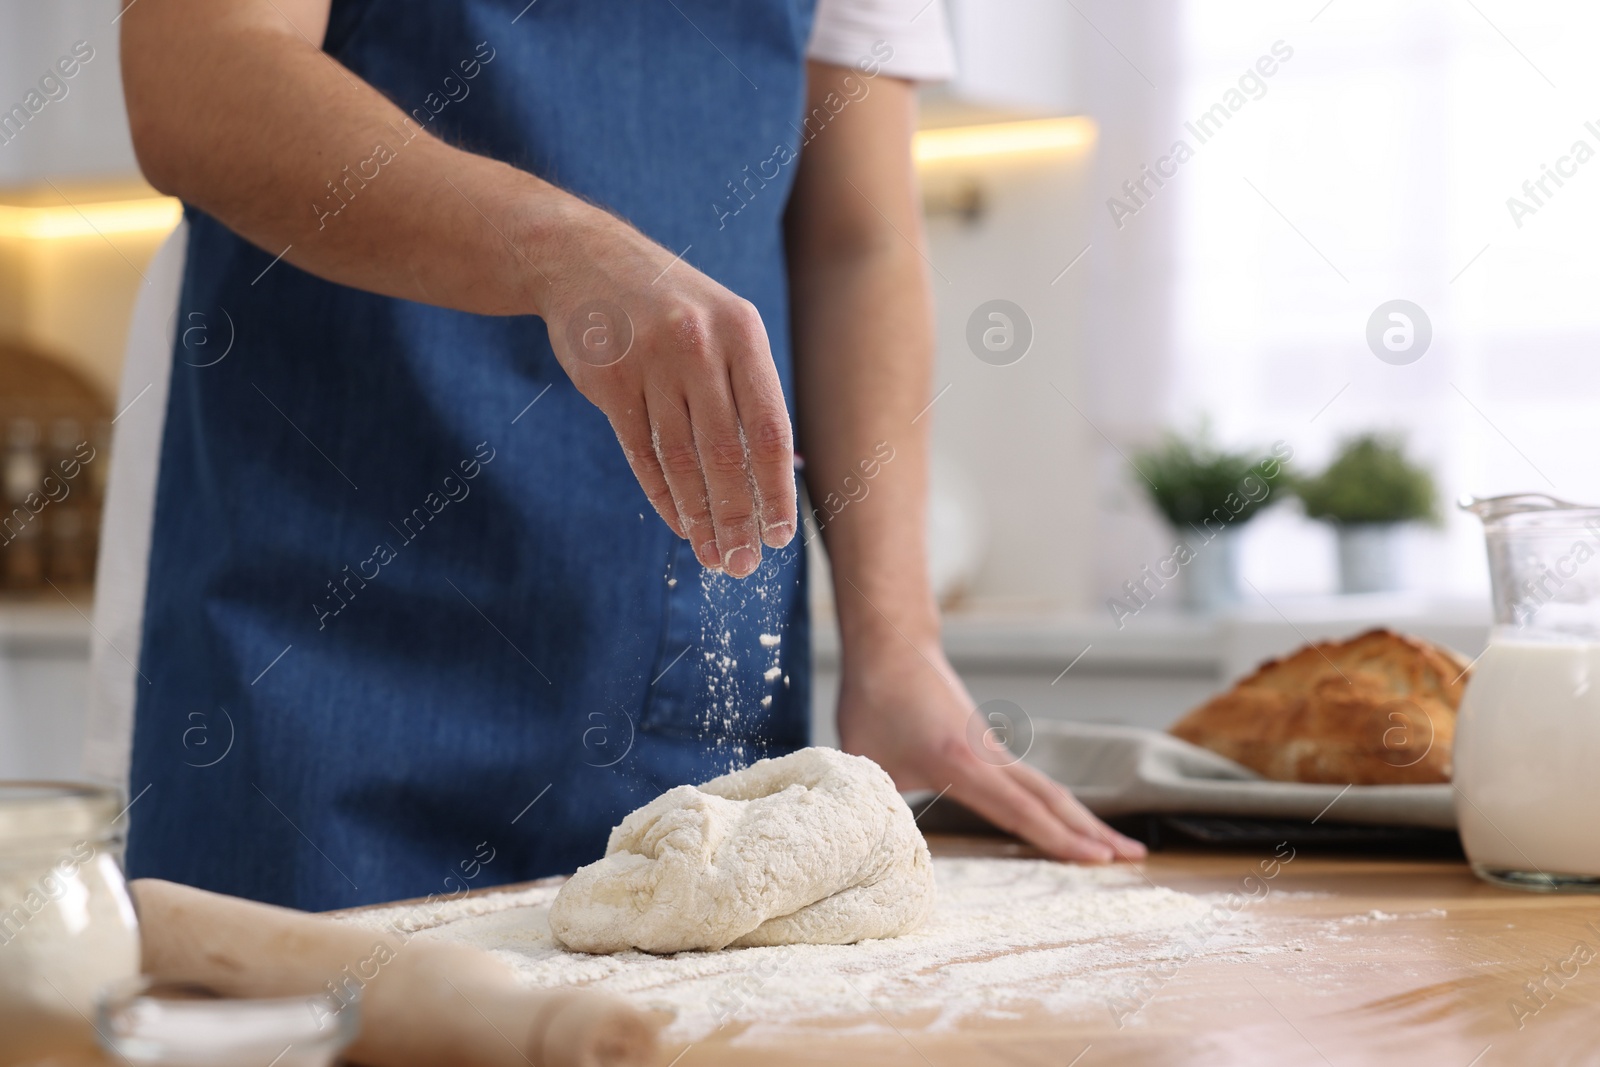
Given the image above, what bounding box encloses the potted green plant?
[1134,428,1290,612]
[1294,433,1438,594]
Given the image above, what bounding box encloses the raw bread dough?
[549,747,936,954]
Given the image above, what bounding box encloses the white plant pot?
[1180,525,1239,613]
[1336,523,1403,594]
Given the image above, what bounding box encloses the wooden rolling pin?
[130,879,661,1067]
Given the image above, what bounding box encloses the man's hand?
[837,641,1147,864]
[540,206,797,577]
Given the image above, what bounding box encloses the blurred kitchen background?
[6,0,1597,772]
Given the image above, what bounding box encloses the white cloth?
[84,221,186,785]
[809,0,956,81]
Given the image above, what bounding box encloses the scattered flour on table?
[1338,907,1447,924]
[339,857,1262,1042]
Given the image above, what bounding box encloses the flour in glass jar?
[339,856,1263,1042]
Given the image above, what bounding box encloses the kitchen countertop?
[674,842,1596,1065]
[0,597,94,654]
[422,834,1582,1067]
[0,593,1493,775]
[349,832,1599,1066]
[813,594,1490,678]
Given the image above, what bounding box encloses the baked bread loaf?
[1168,629,1471,785]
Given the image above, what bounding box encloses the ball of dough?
[548,747,936,954]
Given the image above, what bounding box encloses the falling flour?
[695,561,790,771]
[339,857,1252,1043]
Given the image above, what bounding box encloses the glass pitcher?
[1456,493,1600,891]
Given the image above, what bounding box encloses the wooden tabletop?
[665,835,1600,1067]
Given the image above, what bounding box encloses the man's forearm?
[792,243,940,652]
[787,66,941,659]
[123,0,579,317]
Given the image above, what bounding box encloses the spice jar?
[2,417,46,591]
[0,783,140,1064]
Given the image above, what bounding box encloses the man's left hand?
[836,641,1148,864]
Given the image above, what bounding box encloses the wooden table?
[664,834,1600,1067]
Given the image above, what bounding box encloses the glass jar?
[1457,495,1600,890]
[0,783,140,1063]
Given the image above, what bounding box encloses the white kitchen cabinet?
[0,603,90,779]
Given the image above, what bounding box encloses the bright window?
[1165,0,1600,598]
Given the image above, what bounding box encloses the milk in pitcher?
[1454,640,1600,883]
[1459,493,1600,890]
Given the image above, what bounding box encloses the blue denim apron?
[125,0,814,911]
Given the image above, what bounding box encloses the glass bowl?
[96,977,360,1067]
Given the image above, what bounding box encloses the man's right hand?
[537,206,798,577]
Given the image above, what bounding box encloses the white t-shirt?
[82,1,957,786]
[808,0,957,81]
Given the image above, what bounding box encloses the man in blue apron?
[107,0,1142,911]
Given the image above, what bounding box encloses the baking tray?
[911,719,1459,851]
[1028,720,1453,828]
[913,797,1463,856]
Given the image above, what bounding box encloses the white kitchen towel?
[83,220,187,786]
[1022,720,1456,830]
